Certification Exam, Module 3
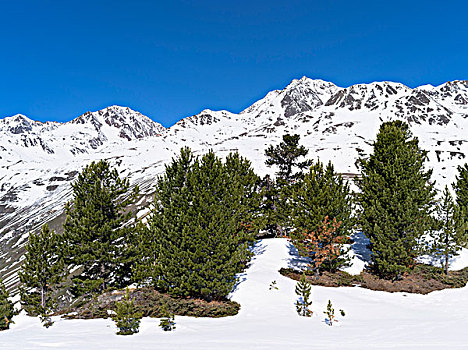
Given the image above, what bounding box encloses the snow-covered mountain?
[1,78,468,288]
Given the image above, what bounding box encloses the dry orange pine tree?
[298,216,347,279]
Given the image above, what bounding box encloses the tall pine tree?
[264,134,312,236]
[356,120,436,279]
[19,224,65,323]
[148,148,260,300]
[289,160,353,272]
[63,160,139,296]
[453,163,468,239]
[134,147,194,286]
[265,134,312,183]
[453,164,468,211]
[431,186,467,275]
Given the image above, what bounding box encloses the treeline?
[1,119,468,331]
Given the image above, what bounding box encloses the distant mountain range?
[1,77,468,288]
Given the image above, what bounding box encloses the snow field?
[2,238,468,349]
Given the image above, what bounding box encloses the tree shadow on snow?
[351,231,371,263]
[230,241,267,295]
[251,240,267,257]
[286,241,310,270]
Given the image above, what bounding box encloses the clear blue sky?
[1,0,467,127]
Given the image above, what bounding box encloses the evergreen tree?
[264,134,312,236]
[159,303,176,331]
[453,163,468,210]
[63,160,139,296]
[135,147,194,286]
[0,278,15,331]
[265,134,312,183]
[297,217,347,279]
[111,287,143,335]
[19,224,64,327]
[259,175,279,237]
[453,163,468,238]
[295,273,312,317]
[131,222,159,286]
[356,120,436,279]
[431,186,467,275]
[148,148,260,300]
[289,160,353,271]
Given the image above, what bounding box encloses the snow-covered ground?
[2,238,468,349]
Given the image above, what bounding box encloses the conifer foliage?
[289,160,353,272]
[263,134,312,236]
[296,217,347,279]
[111,288,143,335]
[148,148,260,300]
[0,279,15,331]
[431,186,467,275]
[265,134,312,183]
[356,121,436,279]
[295,273,312,317]
[159,303,176,331]
[453,163,468,211]
[19,224,64,327]
[453,163,468,237]
[323,300,344,326]
[63,160,139,296]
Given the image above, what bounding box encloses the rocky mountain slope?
[1,78,468,289]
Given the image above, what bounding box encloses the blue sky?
[0,0,467,127]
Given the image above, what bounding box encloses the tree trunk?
[101,264,107,292]
[445,252,449,276]
[314,267,319,281]
[41,286,45,309]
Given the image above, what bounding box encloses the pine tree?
[0,278,15,331]
[265,134,312,183]
[159,303,176,331]
[148,148,260,300]
[264,134,312,236]
[431,186,467,275]
[356,120,436,279]
[111,287,143,335]
[63,160,139,296]
[259,175,279,237]
[295,273,312,317]
[453,163,468,239]
[19,224,64,327]
[131,222,160,286]
[453,163,468,210]
[134,147,194,286]
[289,160,353,271]
[323,300,335,326]
[297,217,347,279]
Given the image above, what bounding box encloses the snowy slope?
[2,238,468,349]
[2,78,468,289]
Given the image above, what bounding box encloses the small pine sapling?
[269,280,278,290]
[323,300,346,326]
[295,273,313,317]
[324,300,335,326]
[112,288,143,335]
[39,314,54,328]
[159,303,176,331]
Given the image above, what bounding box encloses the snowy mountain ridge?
[1,77,468,288]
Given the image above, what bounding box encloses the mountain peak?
[0,114,43,134]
